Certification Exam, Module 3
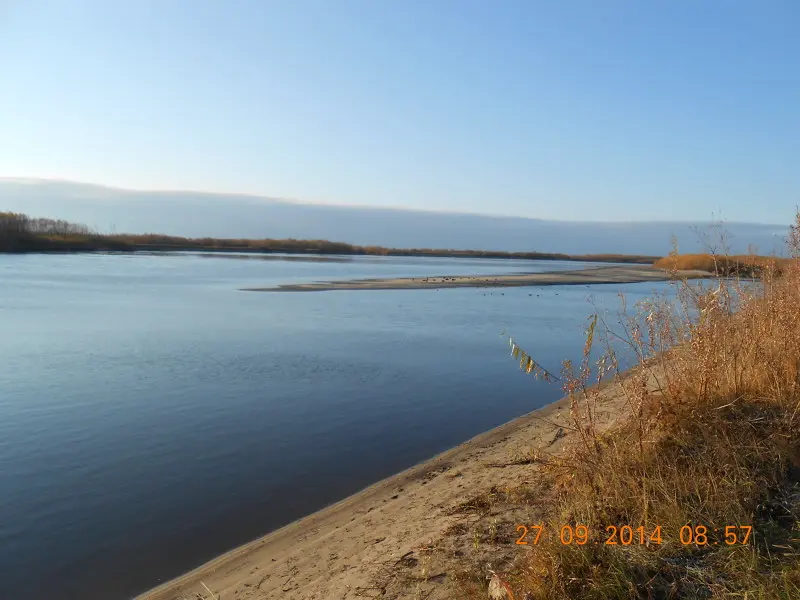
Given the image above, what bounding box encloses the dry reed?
[471,215,800,599]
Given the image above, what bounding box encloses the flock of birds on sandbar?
[404,275,584,297]
[404,274,596,296]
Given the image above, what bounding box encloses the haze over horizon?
[0,178,789,256]
[1,1,798,226]
[3,176,792,225]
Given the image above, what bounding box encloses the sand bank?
[136,378,633,600]
[242,264,709,292]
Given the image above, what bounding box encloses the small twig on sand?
[200,581,219,600]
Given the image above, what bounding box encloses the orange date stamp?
[515,524,752,547]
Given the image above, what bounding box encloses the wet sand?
[242,265,709,292]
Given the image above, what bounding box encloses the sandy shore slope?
[137,379,633,600]
[242,265,708,292]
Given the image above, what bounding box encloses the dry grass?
[464,217,800,599]
[653,253,789,277]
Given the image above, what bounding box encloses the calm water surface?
[0,253,672,599]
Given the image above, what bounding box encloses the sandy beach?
[242,264,709,292]
[137,377,633,600]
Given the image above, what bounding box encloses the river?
[0,252,673,599]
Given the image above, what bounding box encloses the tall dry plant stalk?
[496,214,800,599]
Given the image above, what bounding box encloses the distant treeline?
[1,210,658,263]
[0,212,125,252]
[108,232,660,263]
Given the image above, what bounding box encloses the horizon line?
[0,176,790,228]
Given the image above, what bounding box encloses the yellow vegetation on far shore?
[654,253,789,277]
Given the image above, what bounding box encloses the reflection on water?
[184,251,354,262]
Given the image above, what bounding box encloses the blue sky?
[0,0,797,223]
